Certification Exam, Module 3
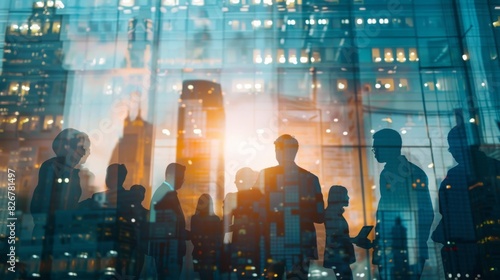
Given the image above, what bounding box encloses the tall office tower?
[176,80,225,219]
[109,109,153,205]
[117,6,156,205]
[0,1,67,235]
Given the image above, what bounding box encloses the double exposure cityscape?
[0,0,499,279]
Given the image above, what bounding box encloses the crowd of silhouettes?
[29,127,500,279]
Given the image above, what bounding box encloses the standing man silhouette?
[31,128,90,279]
[255,134,324,279]
[150,163,188,280]
[432,125,500,279]
[372,129,433,280]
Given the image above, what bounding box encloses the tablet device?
[357,225,374,239]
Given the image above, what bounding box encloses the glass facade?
[0,0,499,279]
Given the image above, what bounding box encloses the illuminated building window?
[337,79,347,91]
[311,51,321,63]
[30,21,41,35]
[300,49,308,63]
[43,116,54,130]
[264,49,273,64]
[493,16,500,27]
[372,48,381,62]
[405,17,414,27]
[384,48,394,62]
[120,0,135,6]
[230,0,240,4]
[375,79,394,91]
[423,81,435,91]
[409,48,418,61]
[286,0,296,9]
[398,78,409,90]
[43,22,51,34]
[9,23,19,33]
[18,116,30,131]
[163,0,179,5]
[229,20,240,31]
[20,82,30,96]
[289,49,297,64]
[29,116,40,131]
[9,82,20,95]
[396,48,406,62]
[251,20,262,29]
[277,49,286,63]
[253,49,262,64]
[264,20,273,28]
[191,0,204,5]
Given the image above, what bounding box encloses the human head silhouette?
[165,163,186,190]
[234,167,258,191]
[327,185,349,207]
[274,134,299,166]
[195,193,214,216]
[372,129,402,163]
[130,184,146,203]
[52,128,90,167]
[105,164,127,190]
[447,125,479,165]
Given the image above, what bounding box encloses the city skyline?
[1,0,499,279]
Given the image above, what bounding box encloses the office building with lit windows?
[1,0,499,279]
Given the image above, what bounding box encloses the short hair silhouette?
[130,184,146,203]
[165,163,186,178]
[327,185,348,204]
[235,167,258,191]
[373,128,402,149]
[274,134,299,150]
[130,184,146,194]
[447,124,479,148]
[105,164,128,189]
[52,128,88,157]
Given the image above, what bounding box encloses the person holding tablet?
[323,185,373,279]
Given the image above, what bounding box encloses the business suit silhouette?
[255,134,324,279]
[150,163,188,280]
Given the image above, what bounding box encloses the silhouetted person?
[372,129,433,280]
[391,217,410,279]
[432,125,500,279]
[79,164,139,276]
[191,194,222,280]
[223,167,259,240]
[222,167,261,277]
[78,163,128,209]
[255,134,325,279]
[323,186,355,280]
[30,128,90,279]
[150,163,188,280]
[230,183,264,279]
[129,184,149,277]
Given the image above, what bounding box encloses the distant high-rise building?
[176,80,225,219]
[109,110,153,206]
[0,0,68,236]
